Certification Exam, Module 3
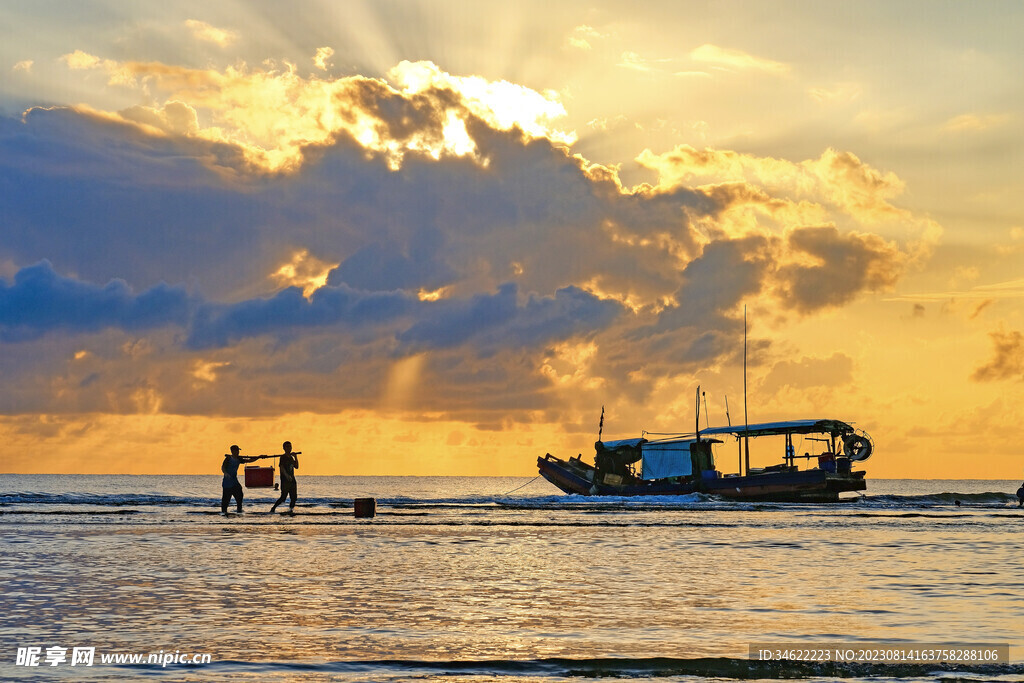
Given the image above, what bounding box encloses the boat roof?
[599,438,646,449]
[698,419,854,438]
[601,436,723,448]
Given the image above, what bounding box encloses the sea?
[1,475,1022,682]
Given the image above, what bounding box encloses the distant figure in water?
[222,445,259,514]
[954,500,961,507]
[270,441,301,513]
[1017,483,1024,507]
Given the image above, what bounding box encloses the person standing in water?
[222,445,259,514]
[270,441,301,513]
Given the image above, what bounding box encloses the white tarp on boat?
[641,440,693,479]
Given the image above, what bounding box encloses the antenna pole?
[743,306,749,476]
[695,385,700,442]
[598,405,604,442]
[726,394,738,474]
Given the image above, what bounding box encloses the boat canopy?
[698,419,854,439]
[641,439,694,479]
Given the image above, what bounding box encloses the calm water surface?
[1,475,1022,681]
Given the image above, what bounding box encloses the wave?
[186,655,1024,680]
[0,493,210,506]
[853,492,1019,509]
[1,490,1019,512]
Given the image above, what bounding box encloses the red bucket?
[244,466,275,488]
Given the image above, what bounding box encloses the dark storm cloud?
[0,260,189,341]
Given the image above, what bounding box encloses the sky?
[1,0,1022,478]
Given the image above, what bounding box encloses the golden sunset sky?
[1,1,1021,478]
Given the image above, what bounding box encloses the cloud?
[971,329,1024,382]
[61,50,137,86]
[567,25,606,51]
[943,113,1012,133]
[808,82,862,105]
[388,61,574,144]
[778,226,904,312]
[637,145,906,219]
[186,283,417,350]
[55,53,574,173]
[313,47,334,71]
[184,19,236,47]
[0,53,938,424]
[761,353,855,395]
[270,250,338,298]
[397,283,623,355]
[968,299,993,320]
[12,60,33,73]
[119,101,200,136]
[666,235,772,321]
[618,51,652,72]
[884,278,1024,303]
[0,261,189,342]
[674,70,712,79]
[635,145,940,260]
[690,44,789,76]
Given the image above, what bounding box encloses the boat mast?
[743,306,750,476]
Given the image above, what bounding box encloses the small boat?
[538,418,873,502]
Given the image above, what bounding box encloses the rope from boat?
[503,476,540,495]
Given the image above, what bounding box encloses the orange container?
[244,466,275,488]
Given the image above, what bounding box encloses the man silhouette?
[270,441,301,513]
[221,445,258,514]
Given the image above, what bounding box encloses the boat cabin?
[595,419,872,483]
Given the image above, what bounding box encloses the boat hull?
[537,454,865,502]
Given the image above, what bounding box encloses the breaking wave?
[192,655,1024,680]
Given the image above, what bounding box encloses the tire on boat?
[842,433,873,461]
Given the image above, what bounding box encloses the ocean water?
[1,475,1022,682]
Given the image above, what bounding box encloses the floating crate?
[353,498,376,518]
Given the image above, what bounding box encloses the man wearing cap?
[221,445,259,514]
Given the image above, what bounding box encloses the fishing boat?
[537,417,873,502]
